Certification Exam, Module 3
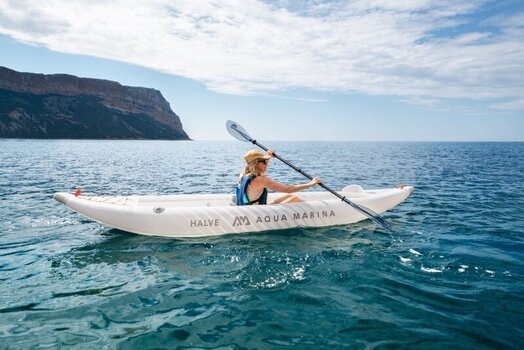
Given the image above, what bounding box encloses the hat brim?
[245,153,272,163]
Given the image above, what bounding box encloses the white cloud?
[0,0,523,109]
[491,98,524,110]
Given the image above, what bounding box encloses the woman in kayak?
[236,149,321,205]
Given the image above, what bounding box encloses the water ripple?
[1,140,523,348]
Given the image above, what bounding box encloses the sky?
[0,0,523,141]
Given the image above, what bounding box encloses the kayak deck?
[65,187,388,208]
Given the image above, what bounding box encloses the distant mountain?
[0,66,190,140]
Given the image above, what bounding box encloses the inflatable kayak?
[53,185,414,238]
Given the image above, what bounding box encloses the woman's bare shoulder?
[252,175,271,186]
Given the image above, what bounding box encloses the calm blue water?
[1,140,523,349]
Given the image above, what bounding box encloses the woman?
[236,149,321,205]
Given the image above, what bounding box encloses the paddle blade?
[226,120,252,142]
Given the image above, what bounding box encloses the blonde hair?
[243,159,263,176]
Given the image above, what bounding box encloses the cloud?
[491,98,524,110]
[0,0,523,110]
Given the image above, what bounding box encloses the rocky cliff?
[0,66,190,139]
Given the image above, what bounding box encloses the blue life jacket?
[236,174,268,205]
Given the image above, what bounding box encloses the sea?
[1,140,523,349]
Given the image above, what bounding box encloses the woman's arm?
[258,175,321,193]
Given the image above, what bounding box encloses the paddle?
[226,120,392,232]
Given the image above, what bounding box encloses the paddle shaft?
[254,141,344,198]
[235,129,391,230]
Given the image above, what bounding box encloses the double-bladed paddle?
[226,120,392,232]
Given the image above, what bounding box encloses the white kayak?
[53,185,414,238]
